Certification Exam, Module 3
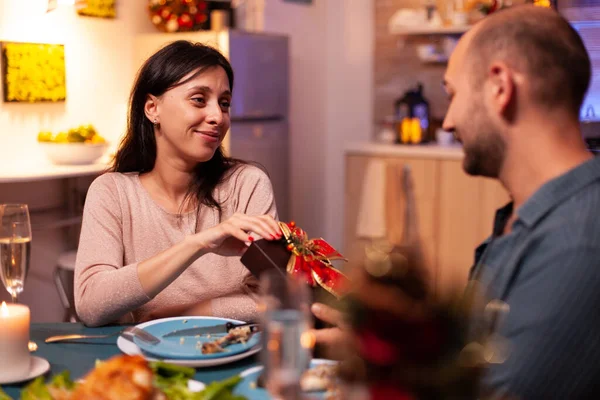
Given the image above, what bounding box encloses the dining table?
[1,323,260,399]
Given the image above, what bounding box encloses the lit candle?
[0,302,31,381]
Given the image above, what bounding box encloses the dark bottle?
[394,83,431,144]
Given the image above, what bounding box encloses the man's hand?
[310,303,352,360]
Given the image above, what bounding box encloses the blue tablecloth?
[1,323,259,398]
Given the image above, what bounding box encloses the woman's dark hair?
[111,40,245,216]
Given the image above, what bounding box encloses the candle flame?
[1,301,8,317]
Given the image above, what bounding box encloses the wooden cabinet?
[344,156,439,284]
[436,160,510,296]
[344,153,510,295]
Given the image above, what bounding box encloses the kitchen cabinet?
[344,144,509,295]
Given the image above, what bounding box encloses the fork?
[45,326,160,345]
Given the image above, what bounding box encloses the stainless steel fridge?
[227,31,290,221]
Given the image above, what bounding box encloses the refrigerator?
[134,31,290,220]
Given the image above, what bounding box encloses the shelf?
[0,158,110,183]
[345,142,464,161]
[389,25,471,36]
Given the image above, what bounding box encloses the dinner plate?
[117,316,261,368]
[132,316,261,360]
[233,359,337,399]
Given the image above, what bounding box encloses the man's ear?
[488,61,516,120]
[144,94,160,125]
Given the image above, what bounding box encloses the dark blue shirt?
[470,156,600,399]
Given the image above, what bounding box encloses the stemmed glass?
[258,270,314,400]
[0,204,32,303]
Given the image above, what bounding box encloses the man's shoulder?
[536,180,600,245]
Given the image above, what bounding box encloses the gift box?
[241,221,350,300]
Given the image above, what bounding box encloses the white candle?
[0,302,31,381]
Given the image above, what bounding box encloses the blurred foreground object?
[339,166,507,400]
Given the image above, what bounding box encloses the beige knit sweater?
[74,165,277,327]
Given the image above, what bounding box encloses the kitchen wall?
[264,0,374,250]
[374,0,450,129]
[0,0,156,164]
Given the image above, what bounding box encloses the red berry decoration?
[148,0,211,32]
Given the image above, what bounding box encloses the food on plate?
[37,125,106,144]
[201,326,253,355]
[299,364,338,392]
[72,355,157,399]
[0,355,247,400]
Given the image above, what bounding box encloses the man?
[313,5,600,399]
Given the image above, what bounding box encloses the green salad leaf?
[150,361,198,400]
[149,361,247,400]
[199,376,246,400]
[19,377,52,400]
[49,371,75,391]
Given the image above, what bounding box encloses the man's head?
[443,6,591,178]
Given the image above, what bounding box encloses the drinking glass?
[259,270,314,400]
[0,204,32,303]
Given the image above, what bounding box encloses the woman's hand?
[193,213,282,257]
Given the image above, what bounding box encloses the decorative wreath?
[148,0,211,33]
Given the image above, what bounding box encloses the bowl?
[40,142,109,165]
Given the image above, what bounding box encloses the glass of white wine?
[0,204,32,303]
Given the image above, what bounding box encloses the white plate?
[117,316,261,368]
[0,356,50,385]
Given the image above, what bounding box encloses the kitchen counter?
[0,157,110,183]
[345,142,464,160]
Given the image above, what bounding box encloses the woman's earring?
[153,119,158,125]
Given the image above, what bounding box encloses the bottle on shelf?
[394,83,431,145]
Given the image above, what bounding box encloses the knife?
[162,322,260,338]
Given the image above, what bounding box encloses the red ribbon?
[279,221,349,298]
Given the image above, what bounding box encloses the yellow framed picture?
[76,0,117,19]
[1,42,66,103]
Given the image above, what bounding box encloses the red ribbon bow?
[279,221,349,298]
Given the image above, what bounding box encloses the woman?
[74,40,282,327]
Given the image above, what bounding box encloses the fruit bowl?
[39,142,109,166]
[37,124,109,165]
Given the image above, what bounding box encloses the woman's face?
[147,66,232,167]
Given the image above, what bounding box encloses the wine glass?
[258,270,314,400]
[0,204,32,303]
